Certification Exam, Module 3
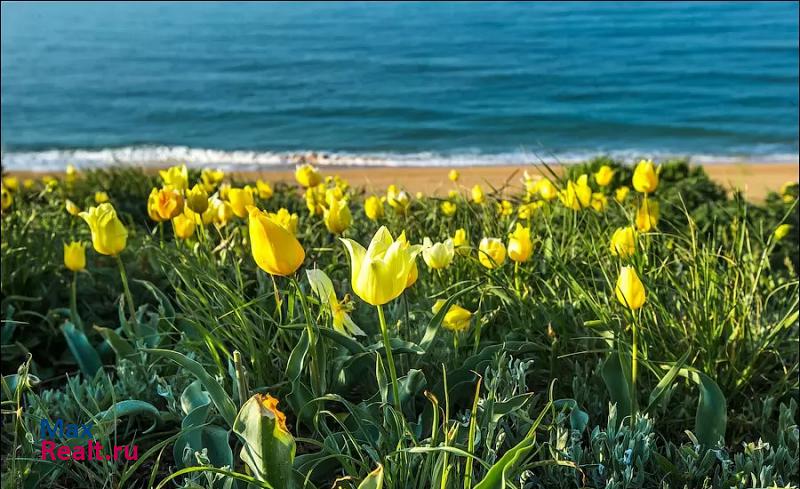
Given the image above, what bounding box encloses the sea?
[1,1,798,171]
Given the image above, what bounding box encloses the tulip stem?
[116,255,137,328]
[377,304,401,412]
[630,318,639,428]
[70,271,82,329]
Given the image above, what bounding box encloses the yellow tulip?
[440,201,457,217]
[453,228,469,254]
[594,165,615,187]
[148,187,184,221]
[615,186,630,203]
[305,185,326,215]
[517,201,543,220]
[159,164,189,191]
[559,175,592,210]
[268,208,299,235]
[479,237,506,269]
[172,213,196,239]
[210,197,234,226]
[536,178,558,201]
[94,191,110,204]
[386,185,410,214]
[228,188,255,218]
[507,223,532,262]
[615,266,646,310]
[1,187,12,211]
[497,200,514,217]
[65,199,81,216]
[397,231,420,288]
[324,196,352,235]
[448,189,459,200]
[340,226,422,305]
[295,164,322,188]
[448,169,460,182]
[591,192,608,212]
[201,168,225,190]
[610,226,637,258]
[422,237,455,270]
[256,179,274,199]
[79,204,128,256]
[635,199,660,232]
[471,184,485,204]
[306,269,365,337]
[432,299,472,332]
[186,184,209,214]
[218,182,231,200]
[774,224,793,241]
[248,207,305,276]
[3,177,19,191]
[632,160,658,193]
[65,164,78,183]
[23,179,35,189]
[63,241,86,272]
[364,195,385,221]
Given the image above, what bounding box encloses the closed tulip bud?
[386,185,410,214]
[186,184,209,214]
[559,175,592,210]
[635,199,660,232]
[295,164,322,188]
[594,165,615,187]
[364,195,385,221]
[448,169,460,182]
[440,201,457,217]
[1,187,12,211]
[228,187,255,218]
[94,191,109,204]
[610,226,637,258]
[256,180,274,199]
[340,226,422,305]
[422,237,455,270]
[432,299,472,332]
[453,228,469,255]
[537,178,558,201]
[615,186,630,203]
[507,223,532,262]
[632,160,659,193]
[65,199,81,216]
[268,208,299,235]
[615,266,646,310]
[471,184,485,204]
[774,224,793,241]
[63,241,86,272]
[324,196,352,235]
[172,213,196,239]
[79,204,128,256]
[479,237,506,269]
[249,206,305,276]
[159,164,189,191]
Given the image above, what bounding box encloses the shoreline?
[5,161,798,201]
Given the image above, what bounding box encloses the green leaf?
[420,283,479,351]
[61,321,102,377]
[601,351,631,422]
[96,400,162,435]
[94,326,135,359]
[145,348,237,428]
[646,350,691,412]
[674,368,727,447]
[357,464,384,489]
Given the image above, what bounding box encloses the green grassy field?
[1,158,798,489]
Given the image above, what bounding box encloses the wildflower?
[65,199,81,216]
[94,191,110,204]
[324,196,352,234]
[440,201,457,217]
[471,184,485,204]
[295,164,322,188]
[497,200,513,217]
[518,201,544,219]
[148,187,184,221]
[774,224,793,241]
[2,177,19,191]
[559,175,592,210]
[65,164,78,184]
[340,226,422,305]
[591,192,608,212]
[248,206,305,276]
[536,178,558,201]
[256,180,274,199]
[186,184,209,214]
[448,169,460,182]
[632,160,658,193]
[159,164,189,191]
[210,197,234,226]
[453,228,469,254]
[610,226,637,258]
[364,195,385,221]
[1,187,12,211]
[305,184,326,215]
[594,165,615,187]
[386,185,410,214]
[422,237,455,270]
[398,231,419,288]
[173,212,196,239]
[23,179,35,189]
[635,199,660,232]
[63,242,86,272]
[200,168,225,191]
[507,223,532,262]
[432,299,472,332]
[615,266,646,310]
[479,237,506,269]
[79,204,128,256]
[268,208,299,235]
[228,187,255,218]
[306,269,365,337]
[615,186,630,203]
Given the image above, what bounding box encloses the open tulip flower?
[471,184,485,204]
[341,226,422,306]
[295,164,323,188]
[422,237,455,270]
[148,186,185,222]
[249,206,305,276]
[432,299,472,332]
[79,203,128,256]
[386,185,411,214]
[159,164,189,191]
[559,174,592,210]
[306,269,365,337]
[479,237,507,269]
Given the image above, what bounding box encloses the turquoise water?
[1,2,798,169]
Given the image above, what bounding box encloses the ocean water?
[1,1,798,170]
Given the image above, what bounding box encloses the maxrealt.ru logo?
[40,419,138,461]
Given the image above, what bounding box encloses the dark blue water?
[1,2,798,169]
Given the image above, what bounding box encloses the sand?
[6,162,798,201]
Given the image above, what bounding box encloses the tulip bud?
[64,241,86,272]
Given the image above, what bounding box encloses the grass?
[1,158,798,489]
